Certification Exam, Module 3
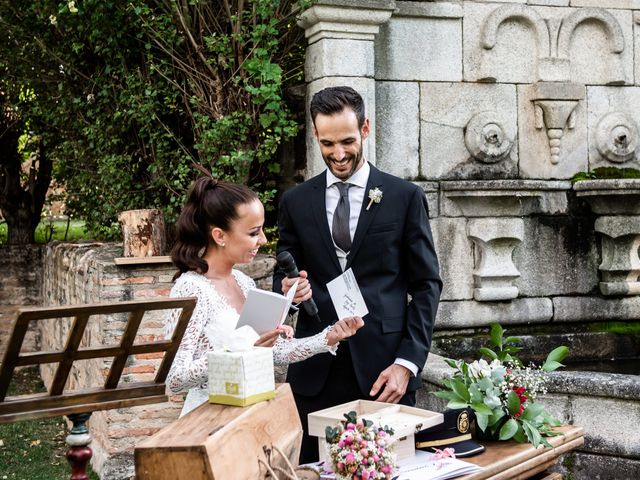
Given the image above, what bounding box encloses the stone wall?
[0,245,43,360]
[39,242,277,479]
[299,0,640,331]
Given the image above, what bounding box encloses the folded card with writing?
[326,268,369,320]
[235,280,298,334]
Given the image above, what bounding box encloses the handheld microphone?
[276,251,322,323]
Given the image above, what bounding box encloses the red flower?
[512,386,528,417]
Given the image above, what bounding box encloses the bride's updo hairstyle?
[171,176,258,278]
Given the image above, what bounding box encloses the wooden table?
[460,425,584,480]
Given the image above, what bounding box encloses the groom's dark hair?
[310,86,366,128]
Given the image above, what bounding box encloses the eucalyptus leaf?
[521,402,544,421]
[475,412,489,432]
[471,402,493,415]
[499,418,518,440]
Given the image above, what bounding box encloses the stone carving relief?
[464,111,515,164]
[595,112,639,164]
[531,82,584,166]
[479,6,626,85]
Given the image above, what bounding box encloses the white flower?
[49,15,57,25]
[366,187,383,211]
[68,1,78,14]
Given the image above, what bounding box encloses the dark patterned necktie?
[332,182,352,252]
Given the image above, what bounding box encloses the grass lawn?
[0,220,89,244]
[0,368,99,480]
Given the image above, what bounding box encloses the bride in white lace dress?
[165,177,364,416]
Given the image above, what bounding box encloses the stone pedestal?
[595,217,640,296]
[575,179,640,296]
[468,218,524,301]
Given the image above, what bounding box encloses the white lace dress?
[165,270,337,416]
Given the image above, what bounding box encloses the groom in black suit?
[274,86,442,463]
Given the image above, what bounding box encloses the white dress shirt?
[324,162,418,377]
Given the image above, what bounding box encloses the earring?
[220,242,226,247]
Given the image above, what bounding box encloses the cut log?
[118,209,166,257]
[135,383,302,480]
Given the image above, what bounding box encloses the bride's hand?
[326,316,364,346]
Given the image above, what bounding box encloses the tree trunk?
[1,94,53,245]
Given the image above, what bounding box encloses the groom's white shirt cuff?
[394,358,418,377]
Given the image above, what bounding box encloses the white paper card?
[326,268,369,319]
[235,280,298,334]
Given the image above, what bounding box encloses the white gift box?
[207,347,276,407]
[309,400,443,463]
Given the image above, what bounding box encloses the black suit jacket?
[274,164,442,397]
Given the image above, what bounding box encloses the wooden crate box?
[135,384,302,480]
[308,400,443,463]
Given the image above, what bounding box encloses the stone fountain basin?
[573,178,640,215]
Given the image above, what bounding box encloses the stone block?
[463,3,633,85]
[514,216,599,296]
[375,81,420,178]
[430,217,474,301]
[440,180,571,217]
[572,0,640,9]
[305,77,376,178]
[553,451,640,480]
[305,38,374,82]
[586,86,640,170]
[529,0,568,5]
[435,298,553,328]
[375,15,462,81]
[553,296,640,321]
[297,0,395,44]
[568,396,640,457]
[518,83,588,179]
[420,82,518,180]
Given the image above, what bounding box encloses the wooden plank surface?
[459,425,584,480]
[114,256,172,265]
[135,384,302,480]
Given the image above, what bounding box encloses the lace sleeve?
[165,277,210,394]
[272,326,339,365]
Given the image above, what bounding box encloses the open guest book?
[312,450,483,480]
[235,280,298,334]
[394,450,483,480]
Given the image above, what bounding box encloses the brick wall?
[40,242,277,479]
[0,245,43,360]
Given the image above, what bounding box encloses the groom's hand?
[369,364,411,404]
[281,270,312,304]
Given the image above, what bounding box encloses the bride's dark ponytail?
[171,177,258,279]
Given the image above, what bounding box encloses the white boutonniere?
[366,187,383,210]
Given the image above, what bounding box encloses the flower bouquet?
[434,323,569,448]
[324,411,397,480]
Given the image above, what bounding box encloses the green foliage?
[571,166,640,183]
[434,323,569,448]
[0,1,309,239]
[0,220,88,245]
